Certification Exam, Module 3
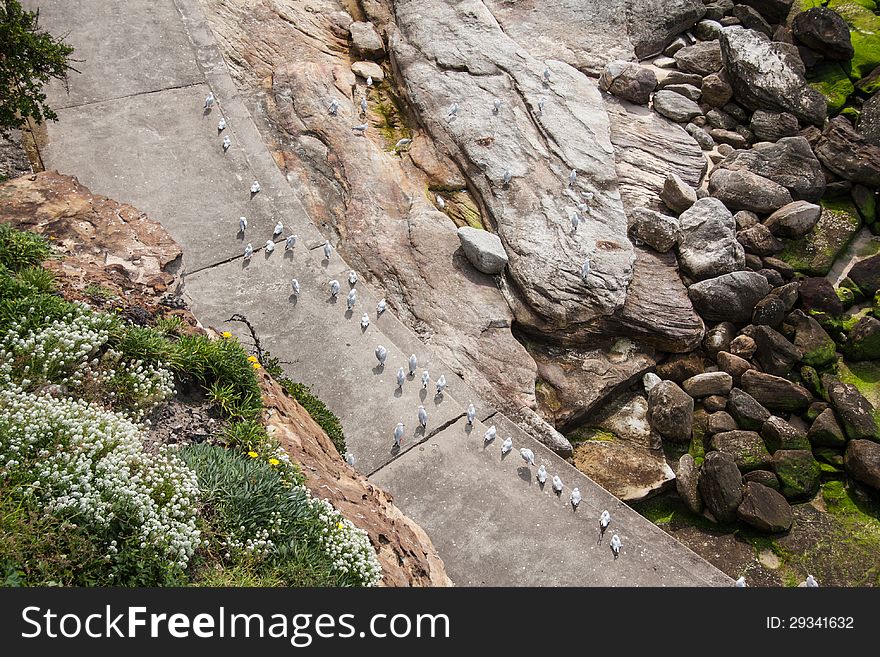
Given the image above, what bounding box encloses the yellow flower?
[337,522,345,530]
[221,331,232,338]
[247,355,258,363]
[251,362,262,370]
[247,451,258,458]
[268,458,280,466]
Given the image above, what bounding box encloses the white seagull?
[599,510,611,538]
[329,279,340,298]
[610,534,621,558]
[397,366,406,389]
[239,216,247,233]
[366,75,373,87]
[291,278,301,297]
[735,577,747,587]
[377,298,387,315]
[393,422,404,447]
[346,288,357,310]
[436,195,446,210]
[484,425,497,443]
[571,211,580,231]
[421,370,430,389]
[393,137,412,153]
[204,92,215,109]
[375,345,387,366]
[502,168,512,186]
[466,403,476,425]
[222,135,231,151]
[501,436,513,455]
[418,405,428,428]
[448,102,459,118]
[520,447,536,467]
[360,312,370,329]
[542,67,551,82]
[408,354,418,375]
[348,270,358,286]
[493,98,501,113]
[328,98,339,115]
[568,169,577,187]
[352,123,368,134]
[360,96,368,114]
[250,180,261,194]
[244,243,253,260]
[552,475,563,494]
[273,221,283,237]
[323,240,333,260]
[435,374,446,395]
[570,487,582,510]
[218,118,226,132]
[538,97,545,114]
[265,239,275,253]
[285,234,297,250]
[536,464,548,485]
[805,575,819,588]
[581,257,591,281]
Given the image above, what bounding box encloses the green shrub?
[280,379,347,455]
[0,223,51,271]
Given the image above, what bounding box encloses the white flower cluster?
[94,349,175,418]
[0,387,201,569]
[308,492,382,586]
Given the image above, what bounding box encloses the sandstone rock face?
[648,380,694,443]
[720,26,827,125]
[676,197,745,280]
[573,439,675,502]
[687,271,771,322]
[599,60,658,105]
[698,450,744,523]
[457,226,508,275]
[349,21,385,58]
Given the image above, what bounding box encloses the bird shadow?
[611,547,619,561]
[415,425,426,438]
[500,450,510,461]
[327,296,338,305]
[344,309,353,320]
[250,190,259,200]
[237,231,245,241]
[516,467,532,483]
[241,259,251,270]
[322,257,330,268]
[538,480,546,491]
[597,530,606,546]
[203,107,213,116]
[284,250,295,261]
[390,443,401,456]
[465,422,473,436]
[419,388,427,402]
[393,387,402,399]
[481,439,493,451]
[263,250,273,260]
[372,364,385,375]
[554,488,562,498]
[433,392,444,406]
[360,323,368,334]
[288,295,298,306]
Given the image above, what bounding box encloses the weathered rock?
[656,351,704,384]
[708,169,793,213]
[848,254,880,295]
[688,271,772,322]
[778,199,862,277]
[771,449,821,500]
[737,224,783,256]
[599,60,658,105]
[696,18,724,40]
[705,1,735,22]
[740,324,803,376]
[676,197,745,280]
[764,201,822,238]
[741,369,812,411]
[771,281,800,310]
[705,396,729,413]
[676,453,703,513]
[792,7,855,61]
[653,89,704,122]
[750,110,800,143]
[686,123,716,150]
[815,117,880,188]
[683,371,734,397]
[737,481,793,532]
[708,410,738,434]
[706,108,738,130]
[702,71,734,107]
[627,0,709,59]
[844,439,880,490]
[720,26,827,125]
[664,83,702,102]
[807,407,847,447]
[862,91,880,147]
[799,276,844,316]
[717,350,753,383]
[628,207,680,252]
[823,375,879,441]
[674,40,724,75]
[643,372,662,393]
[698,450,744,523]
[659,71,705,89]
[845,315,880,361]
[739,0,792,25]
[648,380,695,443]
[751,295,786,327]
[742,468,780,490]
[734,210,759,230]
[572,439,675,502]
[708,128,749,149]
[661,173,697,214]
[729,334,757,359]
[457,226,508,275]
[728,387,772,430]
[731,4,773,35]
[786,309,837,367]
[349,21,385,58]
[704,322,738,357]
[350,60,384,82]
[716,137,826,203]
[762,416,810,452]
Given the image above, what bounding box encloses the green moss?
[801,365,825,398]
[535,379,562,415]
[802,337,839,367]
[778,198,862,275]
[774,451,822,500]
[814,447,846,467]
[431,188,484,229]
[836,285,856,308]
[568,426,616,444]
[836,358,880,426]
[830,1,880,81]
[828,0,877,11]
[808,61,855,114]
[632,494,719,532]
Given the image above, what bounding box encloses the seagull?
[375,345,387,366]
[581,258,591,281]
[393,422,404,447]
[397,366,406,389]
[502,168,512,186]
[536,464,548,485]
[552,475,563,494]
[501,436,513,455]
[344,452,355,466]
[542,67,551,82]
[265,239,275,253]
[285,234,297,250]
[436,195,446,210]
[346,288,357,310]
[520,448,536,467]
[328,98,340,115]
[570,211,580,232]
[448,102,459,118]
[735,577,747,587]
[271,222,282,237]
[239,216,247,233]
[366,75,373,87]
[805,575,819,588]
[570,488,582,510]
[348,270,358,286]
[537,97,545,114]
[568,169,577,187]
[466,403,476,425]
[329,279,340,298]
[484,425,496,443]
[291,278,300,297]
[377,298,387,315]
[204,92,215,109]
[244,243,253,260]
[218,118,226,132]
[360,312,370,329]
[421,370,430,389]
[408,354,418,375]
[250,180,261,194]
[418,405,428,428]
[393,138,412,153]
[610,534,621,559]
[222,135,231,151]
[435,374,446,395]
[360,96,368,114]
[323,240,332,260]
[599,510,611,540]
[581,191,594,203]
[493,98,501,113]
[352,123,368,134]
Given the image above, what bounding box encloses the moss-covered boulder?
[844,315,880,359]
[829,1,880,81]
[709,430,773,471]
[771,449,823,500]
[778,197,862,275]
[808,407,848,446]
[809,61,855,113]
[856,64,880,94]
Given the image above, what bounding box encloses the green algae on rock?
[779,197,862,274]
[828,1,880,80]
[808,61,855,113]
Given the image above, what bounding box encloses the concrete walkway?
[31,0,730,586]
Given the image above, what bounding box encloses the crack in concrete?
[367,412,465,477]
[54,81,204,111]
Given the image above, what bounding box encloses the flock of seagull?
[201,87,824,583]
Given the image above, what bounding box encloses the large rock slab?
[676,197,746,280]
[653,89,704,122]
[648,380,694,443]
[457,226,508,274]
[349,21,385,58]
[674,40,724,76]
[709,430,772,471]
[823,375,879,440]
[736,482,794,532]
[698,450,744,523]
[572,439,675,502]
[599,60,657,105]
[814,117,880,188]
[720,26,827,125]
[687,271,771,322]
[708,169,794,214]
[764,201,822,238]
[740,369,812,411]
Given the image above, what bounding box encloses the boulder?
[708,411,738,434]
[664,83,702,102]
[628,0,709,59]
[786,309,837,367]
[771,280,800,311]
[750,110,800,142]
[717,350,753,383]
[740,369,812,411]
[862,91,880,147]
[705,1,735,22]
[688,271,772,322]
[799,276,844,316]
[844,440,880,490]
[599,60,658,105]
[848,254,880,295]
[704,395,729,413]
[683,371,734,397]
[762,416,811,452]
[653,89,704,122]
[704,322,738,357]
[729,334,757,359]
[823,375,879,441]
[708,169,793,213]
[676,197,745,280]
[698,450,744,523]
[845,315,880,361]
[349,21,385,58]
[792,7,855,60]
[737,0,793,25]
[731,4,773,36]
[350,61,384,82]
[696,18,724,40]
[778,199,862,277]
[728,387,772,430]
[764,201,822,238]
[708,128,749,149]
[742,468,781,490]
[737,482,793,532]
[661,173,698,214]
[814,117,880,188]
[737,224,782,256]
[828,0,880,81]
[676,453,703,513]
[771,449,821,500]
[674,40,724,75]
[710,430,773,471]
[686,123,716,150]
[751,295,786,327]
[702,72,734,107]
[655,352,704,384]
[807,407,847,447]
[659,71,706,89]
[572,440,675,502]
[740,324,803,376]
[457,227,508,274]
[648,380,695,443]
[628,207,680,253]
